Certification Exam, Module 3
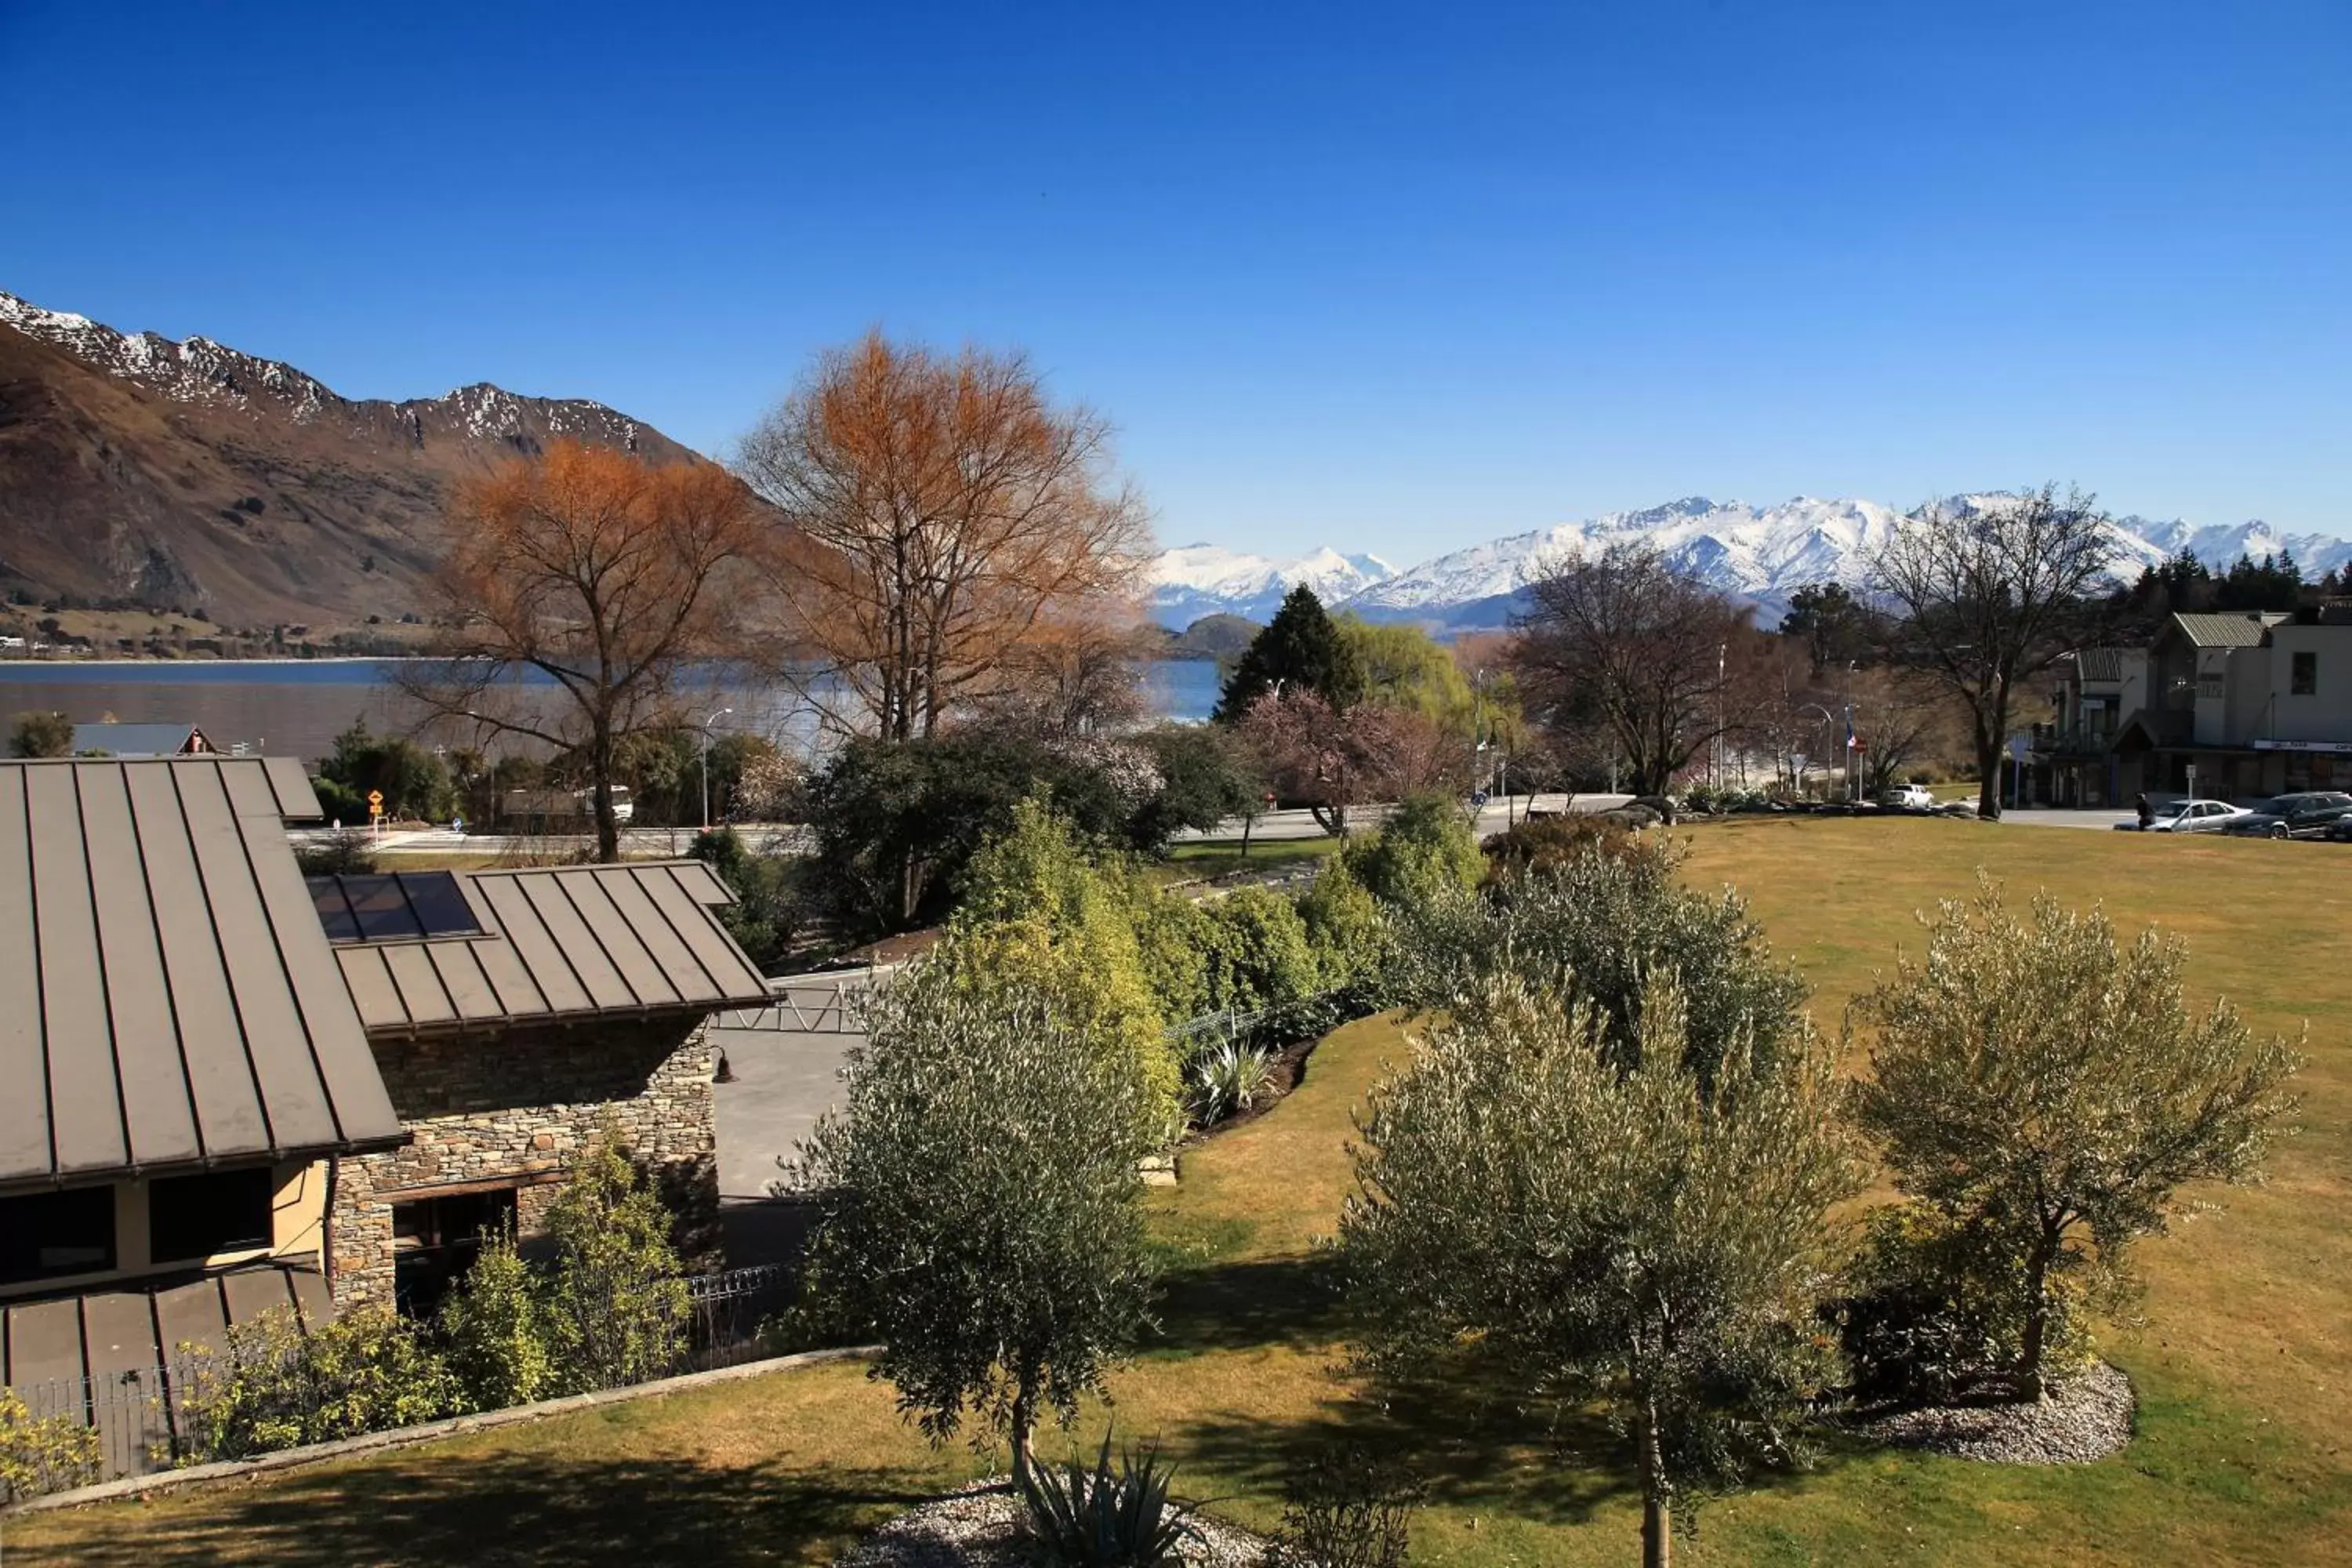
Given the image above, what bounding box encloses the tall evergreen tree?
[1211,585,1365,722]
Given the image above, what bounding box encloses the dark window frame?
[0,1185,118,1286]
[148,1167,276,1265]
[2292,650,2318,696]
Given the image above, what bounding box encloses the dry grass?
[11,817,2351,1564]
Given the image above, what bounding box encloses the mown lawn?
[10,819,2350,1565]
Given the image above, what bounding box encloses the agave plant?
[1190,1040,1279,1124]
[1018,1427,1201,1567]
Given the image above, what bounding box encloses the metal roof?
[0,758,402,1192]
[2068,648,2128,683]
[67,723,211,758]
[329,861,774,1036]
[2171,612,2283,648]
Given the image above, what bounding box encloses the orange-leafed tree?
[405,441,762,862]
[735,332,1152,741]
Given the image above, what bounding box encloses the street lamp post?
[700,706,734,833]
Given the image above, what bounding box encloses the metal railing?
[5,1263,804,1490]
[9,1361,192,1484]
[717,982,869,1033]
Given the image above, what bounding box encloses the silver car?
[2117,799,2248,833]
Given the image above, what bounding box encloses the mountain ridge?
[1149,495,2352,633]
[0,289,702,628]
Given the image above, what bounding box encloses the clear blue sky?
[2,2,2344,563]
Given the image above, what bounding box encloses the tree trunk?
[1973,725,2003,822]
[1311,802,1346,836]
[1640,1404,1671,1568]
[591,717,622,863]
[2017,1221,2063,1401]
[1010,1374,1039,1494]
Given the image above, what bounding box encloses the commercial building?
[2034,608,2352,804]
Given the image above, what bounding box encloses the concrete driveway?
[707,978,866,1268]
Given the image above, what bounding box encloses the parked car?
[2220,791,2352,840]
[1878,783,1937,811]
[2114,799,2250,833]
[2321,815,2352,844]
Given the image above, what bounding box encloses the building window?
[2292,651,2317,696]
[149,1168,275,1265]
[0,1185,116,1285]
[390,1188,519,1316]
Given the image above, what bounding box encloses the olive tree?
[789,946,1160,1488]
[1857,884,2302,1399]
[1392,835,1806,1092]
[1345,975,1862,1568]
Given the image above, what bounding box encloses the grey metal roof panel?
[0,758,404,1190]
[2172,612,2280,647]
[331,861,771,1035]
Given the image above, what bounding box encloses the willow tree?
[737,333,1151,740]
[1345,975,1861,1568]
[405,441,761,861]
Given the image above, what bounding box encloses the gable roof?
[0,758,402,1193]
[2171,612,2284,648]
[328,861,772,1036]
[68,722,211,757]
[2070,648,2129,682]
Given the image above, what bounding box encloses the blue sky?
[2,2,2345,563]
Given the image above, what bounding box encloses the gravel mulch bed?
[1854,1360,2136,1464]
[833,1478,1273,1568]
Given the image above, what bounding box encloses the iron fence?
[4,1262,804,1492]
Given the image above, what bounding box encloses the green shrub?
[1272,1443,1424,1568]
[1339,793,1483,909]
[1396,834,1806,1092]
[1834,1202,2096,1407]
[543,1136,691,1394]
[437,1229,556,1411]
[690,826,804,971]
[1197,886,1319,1015]
[0,1388,103,1501]
[1019,1428,1202,1567]
[1110,866,1215,1022]
[1479,813,1638,884]
[1296,858,1391,996]
[949,801,1181,1131]
[176,1306,461,1462]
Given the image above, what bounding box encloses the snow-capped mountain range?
[1150,496,2352,633]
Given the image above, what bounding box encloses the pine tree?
[1211,585,1365,722]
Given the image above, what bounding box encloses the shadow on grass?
[1173,1370,1644,1527]
[1149,1254,1348,1354]
[9,1453,931,1568]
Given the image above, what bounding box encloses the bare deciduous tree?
[403,441,760,862]
[736,333,1152,741]
[1869,485,2114,818]
[1510,542,1751,797]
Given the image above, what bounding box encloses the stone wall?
[328,1015,719,1309]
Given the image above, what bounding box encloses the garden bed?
[832,1478,1271,1568]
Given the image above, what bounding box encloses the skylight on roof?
[306,873,486,943]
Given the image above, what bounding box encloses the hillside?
[0,291,703,630]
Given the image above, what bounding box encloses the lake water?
[0,658,1226,761]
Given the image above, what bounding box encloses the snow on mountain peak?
[1152,494,2352,633]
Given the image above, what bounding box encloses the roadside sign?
[367,789,384,818]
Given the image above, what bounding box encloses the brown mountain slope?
[0,291,706,629]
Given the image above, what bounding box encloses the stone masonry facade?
[328,1015,720,1309]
